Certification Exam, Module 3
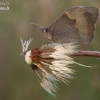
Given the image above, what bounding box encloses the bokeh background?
[0,0,100,100]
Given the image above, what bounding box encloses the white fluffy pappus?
[35,43,78,96]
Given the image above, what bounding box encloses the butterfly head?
[41,28,53,41]
[31,22,52,41]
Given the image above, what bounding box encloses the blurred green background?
[0,0,100,100]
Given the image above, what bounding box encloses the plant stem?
[71,50,100,57]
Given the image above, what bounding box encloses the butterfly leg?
[57,36,67,49]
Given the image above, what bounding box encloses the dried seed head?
[20,37,91,96]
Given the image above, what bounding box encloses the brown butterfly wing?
[48,6,98,44]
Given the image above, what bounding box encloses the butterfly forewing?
[48,6,98,44]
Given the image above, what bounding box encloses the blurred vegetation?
[0,0,100,100]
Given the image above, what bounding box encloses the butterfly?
[32,6,98,44]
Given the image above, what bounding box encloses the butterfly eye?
[41,28,48,34]
[43,29,46,33]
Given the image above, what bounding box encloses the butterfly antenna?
[31,22,44,29]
